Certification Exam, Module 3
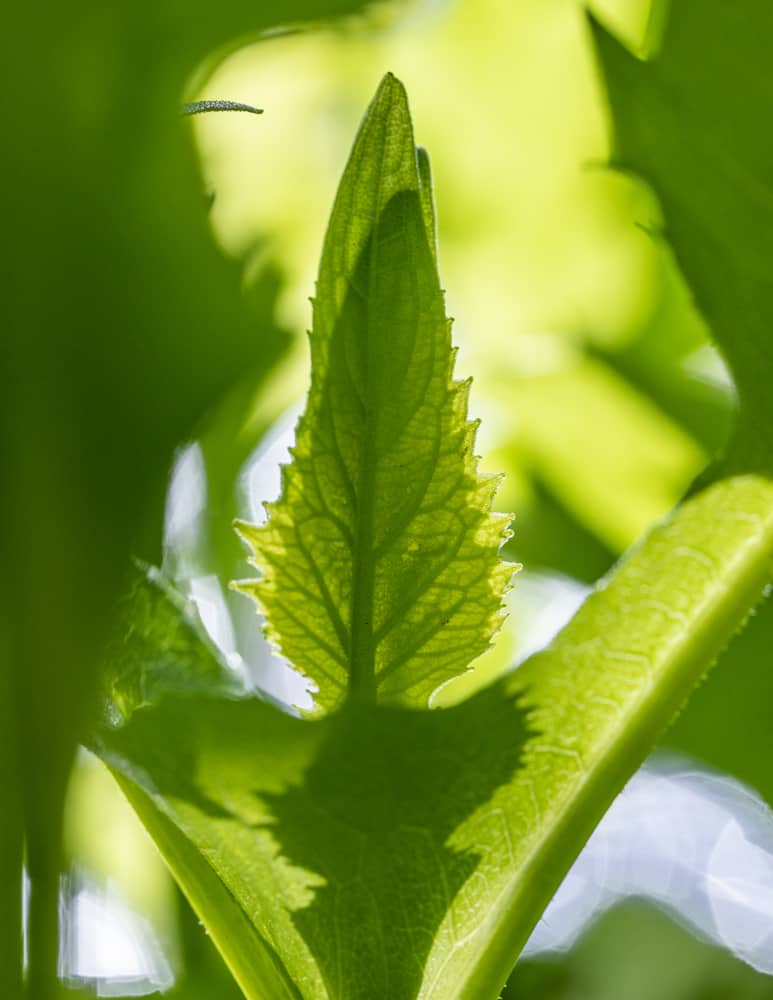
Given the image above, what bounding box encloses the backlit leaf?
[235,75,513,711]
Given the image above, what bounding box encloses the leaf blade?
[94,477,773,1000]
[443,474,773,998]
[590,1,773,474]
[109,772,303,1000]
[236,74,512,710]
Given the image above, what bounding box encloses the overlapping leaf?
[96,662,528,1000]
[235,75,513,711]
[103,564,242,725]
[96,473,773,999]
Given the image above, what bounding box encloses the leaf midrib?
[347,151,388,701]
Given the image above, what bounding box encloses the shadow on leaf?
[261,682,528,997]
[97,677,529,999]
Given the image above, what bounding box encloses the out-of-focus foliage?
[592,0,773,476]
[0,0,376,991]
[505,901,773,1000]
[667,597,773,808]
[591,0,773,874]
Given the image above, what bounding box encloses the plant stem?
[25,852,61,1000]
[0,632,23,996]
[24,760,68,1000]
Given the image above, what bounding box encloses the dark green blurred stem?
[0,634,23,996]
[25,846,62,1000]
[24,754,69,1000]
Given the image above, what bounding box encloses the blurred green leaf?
[505,900,773,1000]
[192,263,294,586]
[94,655,528,999]
[104,564,242,724]
[505,478,614,584]
[666,593,773,806]
[592,0,773,822]
[491,355,703,552]
[591,0,773,476]
[0,0,377,990]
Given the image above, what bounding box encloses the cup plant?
[6,0,773,997]
[93,2,773,991]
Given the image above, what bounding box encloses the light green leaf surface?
[235,74,512,711]
[104,564,242,725]
[462,473,773,997]
[95,473,773,999]
[97,679,528,1000]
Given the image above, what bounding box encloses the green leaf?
[590,0,773,815]
[103,563,242,724]
[506,899,773,1000]
[94,472,773,999]
[590,0,773,475]
[235,74,513,711]
[92,53,773,997]
[94,671,528,1000]
[2,0,379,988]
[459,473,773,997]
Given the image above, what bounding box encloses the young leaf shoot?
[235,73,514,711]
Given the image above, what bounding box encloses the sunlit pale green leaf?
[235,75,512,711]
[198,5,707,578]
[104,564,241,724]
[453,473,773,997]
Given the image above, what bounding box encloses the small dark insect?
[181,100,263,117]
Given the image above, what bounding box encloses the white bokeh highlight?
[60,878,173,996]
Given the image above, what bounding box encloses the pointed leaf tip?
[236,77,514,712]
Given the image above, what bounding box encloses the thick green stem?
[23,741,70,1000]
[25,851,62,1000]
[0,625,23,996]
